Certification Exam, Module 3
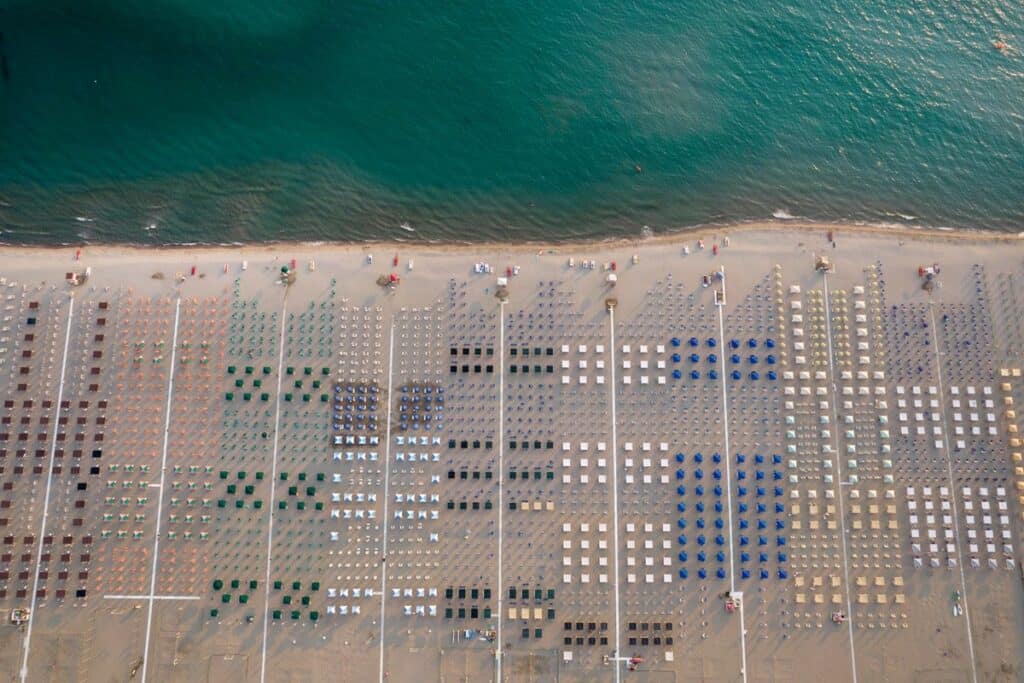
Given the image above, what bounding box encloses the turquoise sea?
[0,1,1021,244]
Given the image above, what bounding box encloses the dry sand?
[0,223,1022,683]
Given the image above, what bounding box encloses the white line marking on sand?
[140,296,182,683]
[608,307,622,683]
[496,301,506,682]
[821,272,859,683]
[378,318,396,683]
[927,303,979,683]
[20,295,74,683]
[258,298,289,683]
[714,270,747,683]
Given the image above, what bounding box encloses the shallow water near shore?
[0,0,1022,244]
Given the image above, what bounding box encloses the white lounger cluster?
[333,434,380,446]
[558,343,608,386]
[325,586,375,615]
[329,490,377,522]
[562,522,609,585]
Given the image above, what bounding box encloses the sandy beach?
[0,224,1022,682]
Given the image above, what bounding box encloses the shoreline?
[1,219,1022,256]
[2,208,1023,682]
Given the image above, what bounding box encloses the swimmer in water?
[993,39,1007,51]
[635,164,642,173]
